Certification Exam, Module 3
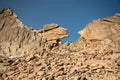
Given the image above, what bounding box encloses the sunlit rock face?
[39,23,68,43]
[0,8,120,80]
[0,8,68,57]
[79,15,120,40]
[78,13,120,51]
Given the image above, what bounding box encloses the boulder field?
[0,8,120,80]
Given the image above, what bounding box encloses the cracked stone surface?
[0,8,68,57]
[0,8,120,80]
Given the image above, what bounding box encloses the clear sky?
[0,0,120,42]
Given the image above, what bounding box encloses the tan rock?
[78,14,120,51]
[42,27,68,41]
[56,76,63,80]
[78,14,120,41]
[0,8,120,80]
[0,8,68,57]
[37,71,45,76]
[40,23,59,32]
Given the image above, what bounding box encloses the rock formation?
[78,13,120,52]
[0,8,120,80]
[0,8,68,57]
[39,23,68,45]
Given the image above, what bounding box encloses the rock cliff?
[0,8,120,80]
[0,8,68,57]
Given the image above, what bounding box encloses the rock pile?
[0,8,68,57]
[0,8,120,80]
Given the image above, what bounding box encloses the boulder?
[41,25,68,41]
[39,23,59,32]
[78,14,120,51]
[78,17,120,41]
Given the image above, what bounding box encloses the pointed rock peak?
[0,8,68,57]
[0,8,13,16]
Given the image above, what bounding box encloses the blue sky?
[0,0,120,42]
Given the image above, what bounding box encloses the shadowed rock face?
[0,8,68,57]
[0,8,120,80]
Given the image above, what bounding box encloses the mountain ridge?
[0,8,120,80]
[0,8,68,57]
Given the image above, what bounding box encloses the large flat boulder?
[78,15,120,40]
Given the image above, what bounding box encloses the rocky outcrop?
[0,8,68,57]
[39,23,68,44]
[78,14,120,41]
[78,14,120,51]
[0,8,120,80]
